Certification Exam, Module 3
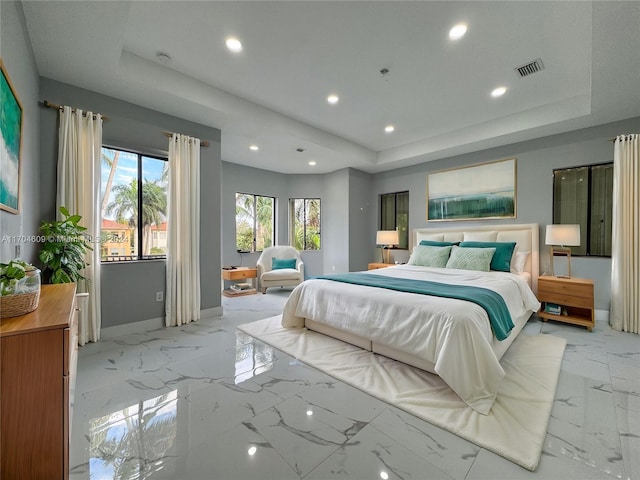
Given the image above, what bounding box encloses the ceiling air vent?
[515,58,544,77]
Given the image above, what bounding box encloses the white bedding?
[282,264,541,414]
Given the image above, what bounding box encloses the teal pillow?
[407,245,452,268]
[419,240,460,247]
[445,246,496,272]
[272,258,297,270]
[459,241,516,272]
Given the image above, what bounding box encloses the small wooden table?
[221,267,257,297]
[537,275,594,331]
[368,263,394,270]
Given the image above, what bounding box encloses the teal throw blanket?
[314,272,514,340]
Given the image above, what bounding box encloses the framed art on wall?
[427,157,516,222]
[1,60,23,214]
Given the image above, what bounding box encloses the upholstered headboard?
[412,223,539,293]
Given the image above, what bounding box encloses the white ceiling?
[21,1,640,174]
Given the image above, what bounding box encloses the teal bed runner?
[314,272,514,340]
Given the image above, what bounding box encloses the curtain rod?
[163,131,209,147]
[609,134,637,142]
[40,100,109,121]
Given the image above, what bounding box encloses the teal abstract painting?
[427,158,516,221]
[1,61,23,214]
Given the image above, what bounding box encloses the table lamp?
[545,224,580,278]
[376,230,399,264]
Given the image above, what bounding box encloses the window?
[289,198,321,250]
[553,163,613,256]
[101,147,168,262]
[235,193,275,252]
[380,191,409,249]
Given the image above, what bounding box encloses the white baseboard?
[100,306,223,340]
[595,309,609,323]
[101,316,165,340]
[201,306,223,319]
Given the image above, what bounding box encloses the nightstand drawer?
[538,278,593,299]
[539,292,593,309]
[222,268,257,281]
[368,263,393,270]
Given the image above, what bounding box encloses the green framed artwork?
[427,157,516,221]
[1,60,23,214]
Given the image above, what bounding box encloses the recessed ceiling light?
[308,160,317,166]
[384,125,395,133]
[327,94,339,105]
[249,145,259,151]
[491,86,507,98]
[449,23,467,40]
[225,37,243,53]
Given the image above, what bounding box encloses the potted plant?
[0,259,41,318]
[39,206,92,284]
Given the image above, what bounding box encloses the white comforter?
[282,265,541,414]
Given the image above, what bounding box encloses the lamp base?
[550,246,572,278]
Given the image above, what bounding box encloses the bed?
[281,223,541,415]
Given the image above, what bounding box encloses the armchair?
[256,246,304,294]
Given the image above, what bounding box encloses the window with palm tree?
[289,198,321,250]
[101,147,168,261]
[235,193,274,252]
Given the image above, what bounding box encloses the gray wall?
[348,168,374,272]
[0,1,41,265]
[371,117,640,310]
[220,161,325,277]
[220,163,377,277]
[322,169,351,274]
[39,79,222,328]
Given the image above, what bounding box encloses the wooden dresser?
[1,283,78,479]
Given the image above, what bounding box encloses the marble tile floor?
[70,290,639,480]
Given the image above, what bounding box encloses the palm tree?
[255,196,274,249]
[106,180,167,256]
[293,199,320,250]
[101,149,120,215]
[235,194,274,251]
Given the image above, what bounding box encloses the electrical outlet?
[156,291,164,302]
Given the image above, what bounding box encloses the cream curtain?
[166,133,201,327]
[57,106,103,344]
[610,134,639,334]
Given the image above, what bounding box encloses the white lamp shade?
[376,230,399,246]
[545,224,581,246]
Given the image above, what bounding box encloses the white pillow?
[463,231,498,241]
[418,233,444,242]
[446,245,496,272]
[510,250,530,274]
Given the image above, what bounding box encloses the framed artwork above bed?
[427,157,516,222]
[0,60,23,214]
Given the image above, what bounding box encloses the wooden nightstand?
[221,267,257,297]
[537,275,594,331]
[368,263,394,270]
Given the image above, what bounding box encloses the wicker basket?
[1,290,40,319]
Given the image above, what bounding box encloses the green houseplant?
[39,206,92,284]
[0,259,42,318]
[0,260,39,296]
